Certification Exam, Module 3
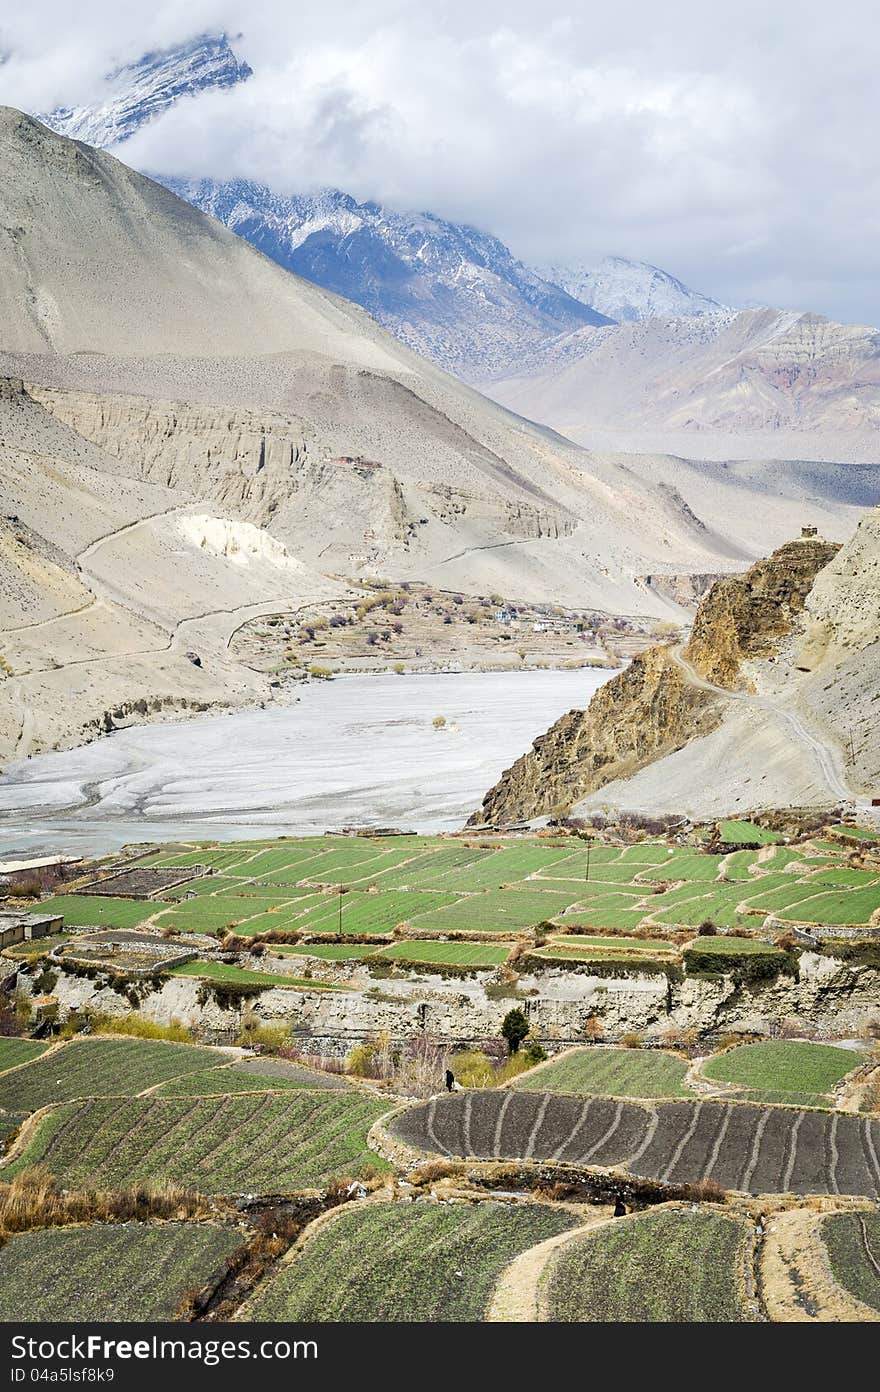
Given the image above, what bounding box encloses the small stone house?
[0,911,63,950]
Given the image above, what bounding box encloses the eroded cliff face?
[685,537,840,689]
[473,534,841,825]
[21,953,880,1050]
[471,645,721,824]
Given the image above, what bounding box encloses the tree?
[501,1008,529,1055]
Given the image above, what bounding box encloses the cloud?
[2,0,879,324]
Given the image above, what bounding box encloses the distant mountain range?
[35,31,880,441]
[38,34,722,379]
[157,178,611,378]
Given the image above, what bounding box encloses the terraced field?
[719,820,783,845]
[0,1038,225,1113]
[168,961,345,991]
[378,940,512,967]
[701,1041,860,1108]
[36,896,155,929]
[511,1048,692,1099]
[542,935,677,955]
[152,1065,317,1095]
[0,1039,49,1071]
[29,833,880,947]
[0,1223,245,1321]
[389,1092,880,1198]
[542,1208,754,1321]
[820,1211,880,1313]
[5,1092,390,1193]
[243,1200,577,1321]
[288,889,458,936]
[408,888,579,934]
[275,942,379,960]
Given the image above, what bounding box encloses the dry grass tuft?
[0,1165,213,1243]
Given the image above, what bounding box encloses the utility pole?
[579,832,592,883]
[338,884,343,934]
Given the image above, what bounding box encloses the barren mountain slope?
[483,308,880,443]
[574,511,880,817]
[471,532,855,824]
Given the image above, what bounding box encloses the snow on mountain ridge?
[539,255,726,322]
[40,34,252,148]
[158,175,612,377]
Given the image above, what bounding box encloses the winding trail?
[668,645,850,803]
[486,1208,614,1322]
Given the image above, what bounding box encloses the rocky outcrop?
[471,645,721,824]
[473,534,840,824]
[685,536,839,689]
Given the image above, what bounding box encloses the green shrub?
[501,1008,530,1055]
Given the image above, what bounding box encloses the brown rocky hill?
[471,533,840,825]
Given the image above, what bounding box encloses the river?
[0,668,612,857]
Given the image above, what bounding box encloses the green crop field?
[684,934,782,955]
[243,1200,576,1321]
[720,851,762,880]
[636,852,726,883]
[0,1039,49,1071]
[556,908,650,932]
[719,820,784,844]
[542,934,677,955]
[394,845,497,886]
[556,890,645,911]
[0,1223,245,1322]
[700,1040,858,1102]
[775,889,880,925]
[646,891,751,929]
[0,1038,224,1113]
[739,883,831,914]
[820,1212,880,1312]
[152,1065,317,1096]
[409,888,579,934]
[168,961,346,991]
[153,895,310,933]
[303,844,440,888]
[512,1047,692,1098]
[5,1092,390,1193]
[805,867,880,888]
[397,844,576,892]
[145,847,256,872]
[377,940,512,966]
[542,1208,754,1321]
[613,844,678,865]
[286,889,457,936]
[831,825,880,842]
[36,896,155,930]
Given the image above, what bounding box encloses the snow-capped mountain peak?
[40,33,252,149]
[156,177,613,377]
[536,255,726,322]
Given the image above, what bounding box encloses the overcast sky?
[2,1,879,323]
